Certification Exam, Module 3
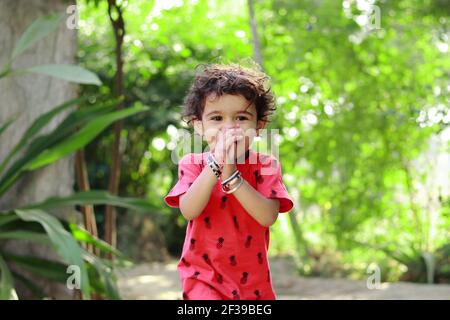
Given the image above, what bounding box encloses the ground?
[117,256,450,300]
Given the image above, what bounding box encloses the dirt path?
[117,257,450,300]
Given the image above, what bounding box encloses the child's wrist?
[207,152,223,178]
[221,163,237,179]
[221,170,243,194]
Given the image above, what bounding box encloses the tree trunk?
[0,0,78,299]
[75,149,99,256]
[104,0,126,259]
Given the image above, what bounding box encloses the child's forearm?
[179,165,218,220]
[222,165,280,227]
[232,180,279,227]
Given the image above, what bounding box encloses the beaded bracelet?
[207,153,223,178]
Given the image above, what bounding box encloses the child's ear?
[193,119,204,136]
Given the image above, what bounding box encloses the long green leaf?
[0,213,20,228]
[69,223,126,259]
[0,225,125,299]
[0,212,127,259]
[3,252,68,283]
[11,271,46,299]
[0,96,86,176]
[0,98,125,196]
[0,231,51,245]
[82,250,121,300]
[14,209,91,299]
[0,116,17,138]
[11,13,64,60]
[345,238,414,266]
[22,64,102,85]
[21,190,157,213]
[0,253,16,300]
[24,105,148,171]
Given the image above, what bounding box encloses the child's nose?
[222,123,239,131]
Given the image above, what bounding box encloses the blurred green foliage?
[78,0,449,282]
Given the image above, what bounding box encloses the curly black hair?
[182,63,276,126]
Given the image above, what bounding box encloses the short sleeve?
[164,153,202,208]
[256,154,294,213]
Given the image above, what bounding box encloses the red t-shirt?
[164,149,294,300]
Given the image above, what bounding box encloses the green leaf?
[82,250,121,300]
[0,253,16,300]
[0,97,85,176]
[0,214,125,259]
[0,116,17,138]
[11,13,64,60]
[0,213,20,228]
[3,252,68,283]
[0,98,126,196]
[14,209,91,299]
[0,231,51,245]
[24,105,148,171]
[11,271,46,299]
[21,190,158,213]
[23,64,102,85]
[69,223,126,259]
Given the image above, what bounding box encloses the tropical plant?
[0,12,100,84]
[0,12,153,299]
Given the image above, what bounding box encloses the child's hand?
[213,125,245,166]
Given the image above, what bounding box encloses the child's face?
[193,94,266,152]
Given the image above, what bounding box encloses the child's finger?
[225,135,243,154]
[223,129,238,145]
[225,136,245,163]
[227,133,243,145]
[217,129,243,162]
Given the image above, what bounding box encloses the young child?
[164,63,294,300]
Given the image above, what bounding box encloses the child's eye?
[210,116,248,121]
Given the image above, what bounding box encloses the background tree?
[0,0,79,299]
